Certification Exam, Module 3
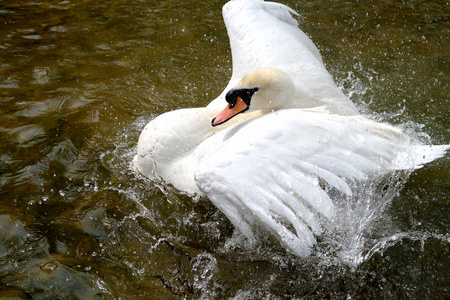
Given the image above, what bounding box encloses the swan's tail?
[412,145,450,169]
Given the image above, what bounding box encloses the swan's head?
[212,67,295,126]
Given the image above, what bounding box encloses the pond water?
[0,0,449,299]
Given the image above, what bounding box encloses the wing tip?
[223,0,298,25]
[413,144,450,169]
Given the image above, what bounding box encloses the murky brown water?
[0,0,449,299]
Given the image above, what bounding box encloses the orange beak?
[211,96,249,127]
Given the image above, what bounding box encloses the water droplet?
[40,260,58,272]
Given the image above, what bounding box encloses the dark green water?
[0,0,449,298]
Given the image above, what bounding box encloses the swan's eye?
[225,88,259,108]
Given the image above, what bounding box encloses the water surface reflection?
[0,0,448,298]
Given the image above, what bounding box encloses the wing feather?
[195,110,411,256]
[208,0,359,115]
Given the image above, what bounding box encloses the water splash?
[325,67,443,267]
[318,171,412,266]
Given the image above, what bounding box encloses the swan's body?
[135,0,449,257]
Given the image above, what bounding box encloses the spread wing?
[194,110,412,257]
[208,0,358,114]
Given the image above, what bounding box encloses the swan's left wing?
[194,110,412,257]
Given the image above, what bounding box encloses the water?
[1,0,449,298]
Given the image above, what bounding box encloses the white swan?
[135,0,449,257]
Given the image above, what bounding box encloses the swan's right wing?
[208,0,358,114]
[223,0,322,81]
[194,110,413,257]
